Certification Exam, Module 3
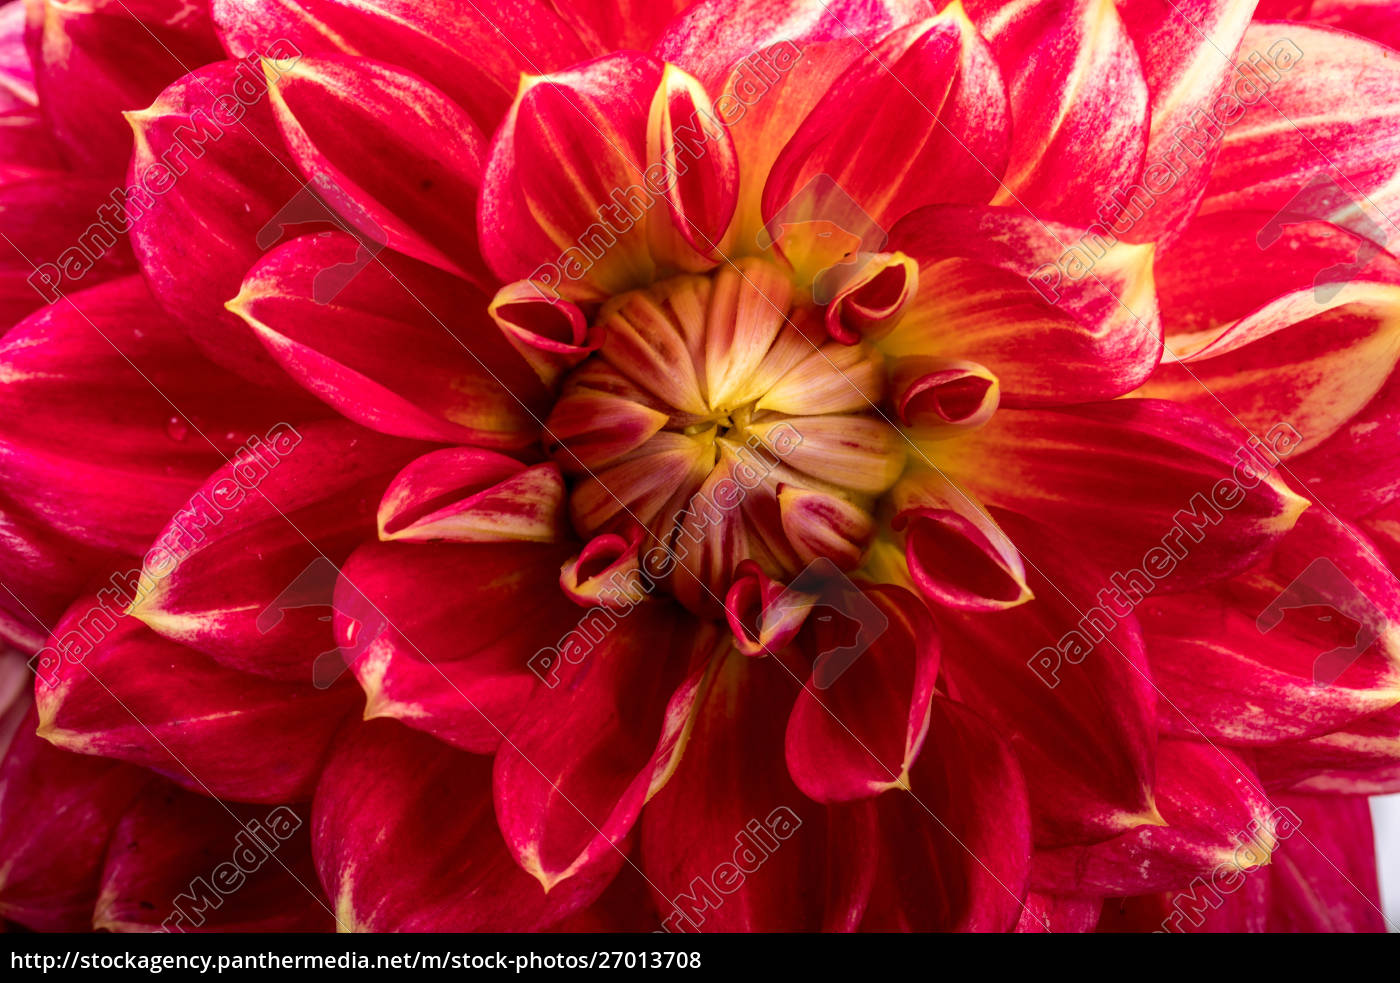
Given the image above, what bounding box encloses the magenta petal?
[27,0,221,176]
[0,277,320,557]
[378,448,565,544]
[0,176,135,326]
[211,0,590,134]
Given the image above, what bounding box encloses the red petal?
[0,277,319,556]
[1033,740,1283,896]
[1014,892,1102,933]
[1142,510,1400,746]
[968,0,1149,226]
[267,55,488,279]
[656,0,930,87]
[96,787,332,933]
[640,651,846,932]
[887,205,1162,405]
[26,0,221,176]
[860,696,1031,932]
[36,602,357,803]
[937,399,1310,591]
[128,421,426,680]
[1199,22,1400,245]
[935,511,1158,846]
[127,59,317,388]
[232,233,544,446]
[1253,792,1387,932]
[211,0,590,133]
[1257,702,1400,795]
[378,448,565,544]
[786,585,940,801]
[0,176,135,326]
[494,605,720,891]
[480,53,662,301]
[552,0,694,51]
[762,7,1010,228]
[332,539,581,752]
[1112,0,1258,242]
[0,705,149,931]
[313,717,617,931]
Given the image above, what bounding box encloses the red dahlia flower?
[0,0,1397,935]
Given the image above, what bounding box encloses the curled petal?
[724,559,813,656]
[560,531,650,609]
[777,486,874,571]
[378,448,564,544]
[893,356,1000,431]
[895,504,1033,613]
[489,280,597,388]
[825,252,920,344]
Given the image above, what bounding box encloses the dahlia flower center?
[545,257,906,613]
